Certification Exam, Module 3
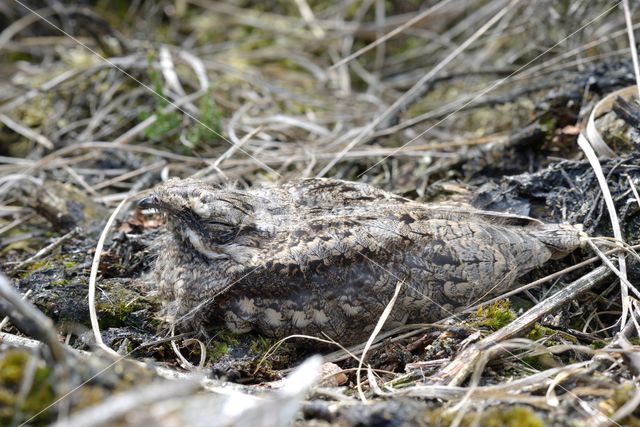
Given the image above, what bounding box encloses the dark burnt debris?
[474,154,640,239]
[2,1,640,426]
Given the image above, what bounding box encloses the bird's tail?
[530,223,588,259]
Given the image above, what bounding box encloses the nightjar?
[140,178,584,345]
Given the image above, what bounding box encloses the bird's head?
[139,178,261,261]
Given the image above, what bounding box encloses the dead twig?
[433,266,612,386]
[10,227,79,274]
[0,113,54,149]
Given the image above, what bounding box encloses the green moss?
[209,341,229,361]
[62,261,77,269]
[526,324,553,341]
[208,333,241,361]
[611,384,635,407]
[474,300,515,331]
[219,332,240,347]
[0,238,33,256]
[528,325,579,346]
[94,285,145,328]
[0,352,27,383]
[249,336,274,356]
[601,384,640,426]
[19,260,51,279]
[479,406,544,427]
[4,139,31,158]
[14,93,55,130]
[98,300,141,326]
[0,350,55,426]
[426,405,544,427]
[5,52,32,63]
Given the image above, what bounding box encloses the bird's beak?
[138,195,160,209]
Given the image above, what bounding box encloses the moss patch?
[477,406,544,427]
[208,332,241,361]
[249,336,274,356]
[427,405,544,427]
[526,324,553,341]
[62,260,77,270]
[94,281,148,328]
[599,383,640,426]
[474,300,515,331]
[0,350,55,426]
[19,260,51,279]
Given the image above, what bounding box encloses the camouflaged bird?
[141,178,585,345]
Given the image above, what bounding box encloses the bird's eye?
[205,219,236,228]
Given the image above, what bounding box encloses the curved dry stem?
[88,197,130,358]
[170,324,207,371]
[356,280,403,402]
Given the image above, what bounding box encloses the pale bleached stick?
[433,266,612,386]
[88,198,129,358]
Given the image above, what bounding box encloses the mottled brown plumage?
[141,178,584,345]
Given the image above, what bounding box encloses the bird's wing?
[283,178,410,210]
[416,203,545,226]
